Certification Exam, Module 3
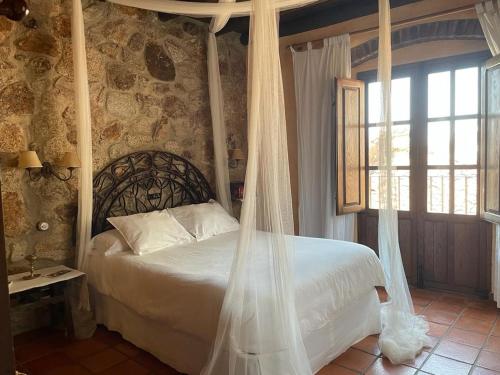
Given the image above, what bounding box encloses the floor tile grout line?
[413,296,466,372]
[468,312,499,375]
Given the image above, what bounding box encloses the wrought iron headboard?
[92,150,215,236]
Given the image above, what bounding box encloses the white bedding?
[87,231,385,345]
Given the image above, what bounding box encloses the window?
[361,53,485,216]
[367,77,411,211]
[426,67,480,215]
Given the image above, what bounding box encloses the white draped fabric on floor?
[71,0,430,371]
[291,35,356,241]
[476,0,500,308]
[375,0,430,364]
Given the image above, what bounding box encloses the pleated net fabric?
[476,0,500,55]
[201,0,313,374]
[71,0,98,339]
[207,32,233,215]
[376,0,430,364]
[72,0,93,304]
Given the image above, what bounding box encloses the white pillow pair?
[94,200,239,256]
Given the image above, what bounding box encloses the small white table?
[8,265,84,295]
[9,265,85,336]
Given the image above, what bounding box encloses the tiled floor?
[13,288,500,375]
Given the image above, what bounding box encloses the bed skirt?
[92,288,382,374]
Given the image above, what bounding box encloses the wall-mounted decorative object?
[228,148,245,169]
[230,181,244,201]
[18,151,81,182]
[0,0,29,21]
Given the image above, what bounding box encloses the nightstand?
[9,265,85,336]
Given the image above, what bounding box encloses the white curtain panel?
[71,0,97,339]
[476,0,500,307]
[72,0,93,299]
[376,0,430,364]
[108,0,318,17]
[477,0,500,55]
[207,32,233,215]
[292,35,356,241]
[202,0,313,373]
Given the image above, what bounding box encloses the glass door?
[358,52,493,295]
[426,67,480,216]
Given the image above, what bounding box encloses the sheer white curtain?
[477,0,500,55]
[202,0,312,374]
[71,0,96,339]
[73,0,316,372]
[376,0,430,364]
[73,0,93,277]
[476,0,500,307]
[291,35,356,241]
[207,32,233,214]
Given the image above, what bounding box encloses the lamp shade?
[18,151,42,169]
[228,148,245,160]
[57,151,81,168]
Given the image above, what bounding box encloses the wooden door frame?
[0,177,15,375]
[357,51,493,295]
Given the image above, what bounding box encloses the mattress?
[87,231,385,345]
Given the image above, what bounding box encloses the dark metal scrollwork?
[92,151,215,236]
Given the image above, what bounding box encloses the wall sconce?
[0,0,29,21]
[18,151,81,182]
[228,148,245,169]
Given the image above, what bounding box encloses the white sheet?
[87,231,385,344]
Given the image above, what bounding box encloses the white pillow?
[91,229,129,256]
[107,210,194,255]
[168,199,239,241]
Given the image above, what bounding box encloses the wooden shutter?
[335,78,366,215]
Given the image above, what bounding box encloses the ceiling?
[158,0,425,42]
[219,0,424,37]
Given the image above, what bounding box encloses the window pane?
[427,169,450,213]
[368,127,380,166]
[369,169,410,211]
[428,71,451,118]
[369,170,381,209]
[455,67,479,116]
[393,169,410,211]
[368,82,382,124]
[428,121,450,165]
[392,124,410,166]
[455,119,478,165]
[368,77,411,124]
[392,77,411,122]
[368,125,410,167]
[454,169,477,215]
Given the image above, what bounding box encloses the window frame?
[358,51,490,218]
[360,65,417,215]
[424,64,481,216]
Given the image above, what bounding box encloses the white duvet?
[87,231,385,344]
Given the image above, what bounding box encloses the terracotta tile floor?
[14,288,500,375]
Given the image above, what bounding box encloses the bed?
[87,151,385,374]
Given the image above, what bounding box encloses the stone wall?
[0,0,247,272]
